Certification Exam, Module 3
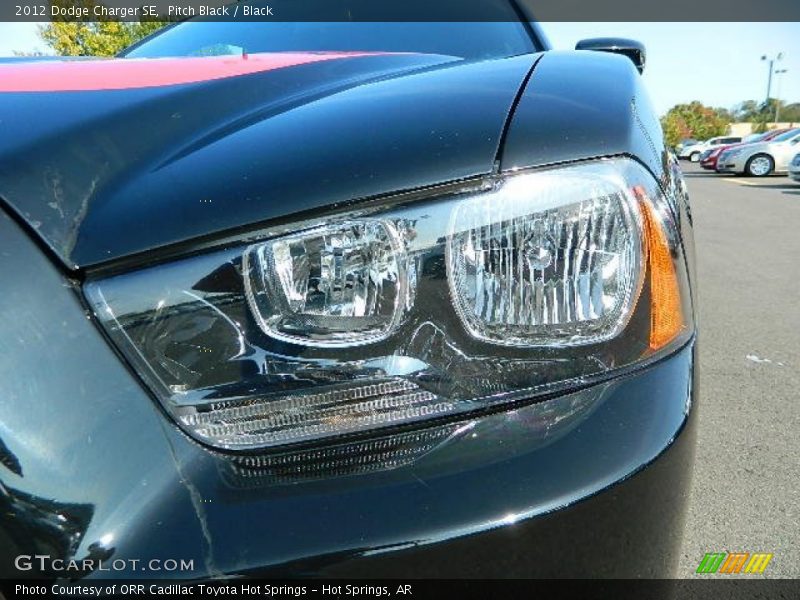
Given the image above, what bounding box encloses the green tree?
[660,101,731,147]
[732,98,800,125]
[660,112,692,148]
[713,107,733,122]
[38,0,168,57]
[732,100,760,122]
[780,103,800,122]
[751,99,784,130]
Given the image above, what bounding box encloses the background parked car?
[675,138,699,155]
[789,152,800,183]
[678,135,742,162]
[698,147,719,170]
[717,128,800,176]
[700,130,790,171]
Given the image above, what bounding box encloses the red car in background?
[700,129,791,171]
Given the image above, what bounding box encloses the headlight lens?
[86,158,693,450]
[447,170,643,346]
[244,220,412,347]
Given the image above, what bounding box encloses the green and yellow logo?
[696,552,773,574]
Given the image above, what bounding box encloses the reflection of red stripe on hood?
[0,52,387,92]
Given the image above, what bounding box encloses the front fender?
[499,49,697,300]
[500,50,668,182]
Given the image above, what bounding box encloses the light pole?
[774,68,788,123]
[761,53,784,105]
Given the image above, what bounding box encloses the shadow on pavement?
[681,171,722,178]
[742,182,799,190]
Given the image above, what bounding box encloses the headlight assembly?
[85,158,693,450]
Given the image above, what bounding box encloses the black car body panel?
[0,20,698,581]
[501,50,666,181]
[0,52,539,269]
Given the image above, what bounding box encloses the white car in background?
[789,152,800,183]
[717,129,800,177]
[678,135,743,162]
[674,138,699,155]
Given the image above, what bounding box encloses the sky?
[543,22,799,115]
[0,21,797,116]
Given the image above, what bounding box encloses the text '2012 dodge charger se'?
[0,6,697,580]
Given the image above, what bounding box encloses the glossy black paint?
[501,51,666,179]
[0,48,670,274]
[0,209,696,578]
[0,53,538,269]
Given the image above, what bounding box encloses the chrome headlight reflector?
[243,220,412,347]
[86,158,693,450]
[447,167,643,346]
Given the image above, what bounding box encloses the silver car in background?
[675,138,699,155]
[717,128,800,176]
[789,152,800,183]
[678,135,741,162]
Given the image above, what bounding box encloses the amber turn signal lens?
[634,187,685,351]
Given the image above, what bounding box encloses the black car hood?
[0,52,538,269]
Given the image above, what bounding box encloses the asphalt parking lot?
[676,163,800,577]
